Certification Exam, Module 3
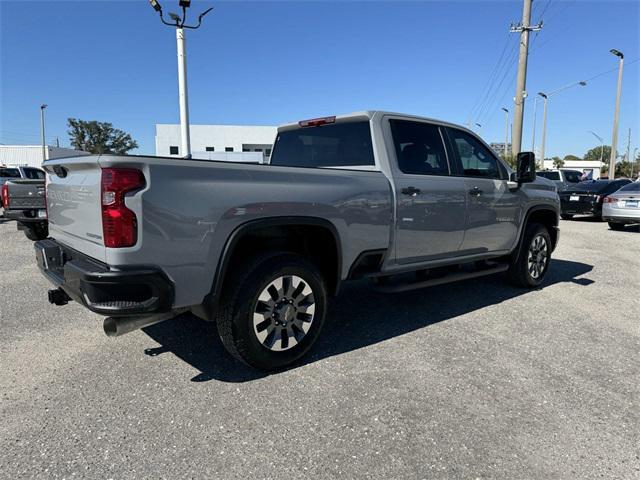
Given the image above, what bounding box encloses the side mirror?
[516,151,536,184]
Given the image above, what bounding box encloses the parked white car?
[602,181,640,230]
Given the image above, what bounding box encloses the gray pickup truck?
[2,178,48,240]
[35,111,559,370]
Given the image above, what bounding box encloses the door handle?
[401,186,421,196]
[468,187,483,196]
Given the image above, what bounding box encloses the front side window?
[447,128,502,179]
[270,121,374,169]
[389,120,449,176]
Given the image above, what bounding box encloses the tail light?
[603,196,619,203]
[1,183,9,208]
[101,168,145,248]
[298,116,336,128]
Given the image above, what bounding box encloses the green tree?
[67,118,138,154]
[552,156,564,168]
[563,154,581,161]
[583,145,612,163]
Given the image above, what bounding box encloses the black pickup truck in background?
[1,178,48,240]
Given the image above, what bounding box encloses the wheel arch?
[193,216,342,321]
[513,205,559,261]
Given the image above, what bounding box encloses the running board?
[373,263,509,293]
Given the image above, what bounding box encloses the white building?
[155,124,278,162]
[542,159,604,179]
[0,145,89,168]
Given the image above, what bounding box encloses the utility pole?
[501,107,510,159]
[510,0,542,156]
[149,0,214,159]
[609,49,624,179]
[40,104,48,162]
[625,128,631,175]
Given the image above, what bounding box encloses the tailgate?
[6,180,46,209]
[44,156,107,262]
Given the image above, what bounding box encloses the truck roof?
[277,111,473,133]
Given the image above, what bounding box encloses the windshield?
[570,180,611,192]
[0,168,21,178]
[617,182,640,193]
[270,121,375,169]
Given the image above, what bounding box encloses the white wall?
[155,124,277,158]
[0,146,89,168]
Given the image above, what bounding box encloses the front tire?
[608,222,625,231]
[216,252,327,371]
[508,223,552,288]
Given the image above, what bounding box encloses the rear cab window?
[23,168,45,179]
[270,121,375,169]
[538,171,561,181]
[562,170,582,183]
[0,168,21,178]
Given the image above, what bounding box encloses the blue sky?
[1,0,638,158]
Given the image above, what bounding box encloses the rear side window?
[562,170,582,183]
[0,168,20,178]
[603,180,632,194]
[23,168,45,179]
[270,121,374,169]
[538,171,561,181]
[389,120,449,176]
[447,128,503,179]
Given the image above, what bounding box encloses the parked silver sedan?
[603,181,640,230]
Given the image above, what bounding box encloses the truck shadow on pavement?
[142,258,593,383]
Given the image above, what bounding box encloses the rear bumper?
[34,239,174,316]
[560,199,601,216]
[4,208,46,223]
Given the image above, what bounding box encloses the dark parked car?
[559,179,632,220]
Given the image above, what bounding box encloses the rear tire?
[508,223,552,288]
[216,252,327,371]
[560,214,573,220]
[608,222,625,231]
[23,223,48,241]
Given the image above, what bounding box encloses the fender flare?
[512,205,559,261]
[195,216,343,321]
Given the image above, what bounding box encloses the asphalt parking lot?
[1,217,638,479]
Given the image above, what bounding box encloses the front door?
[446,127,521,253]
[389,119,467,264]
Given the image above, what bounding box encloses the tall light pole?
[40,104,48,162]
[609,49,624,179]
[501,107,510,159]
[149,0,214,159]
[538,81,587,166]
[531,95,539,154]
[589,130,604,163]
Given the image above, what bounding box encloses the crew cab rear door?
[386,118,467,264]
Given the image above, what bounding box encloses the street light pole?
[176,27,191,158]
[149,0,214,159]
[609,49,624,179]
[40,104,48,162]
[537,81,586,167]
[589,131,604,164]
[538,93,548,166]
[531,95,538,154]
[501,108,510,159]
